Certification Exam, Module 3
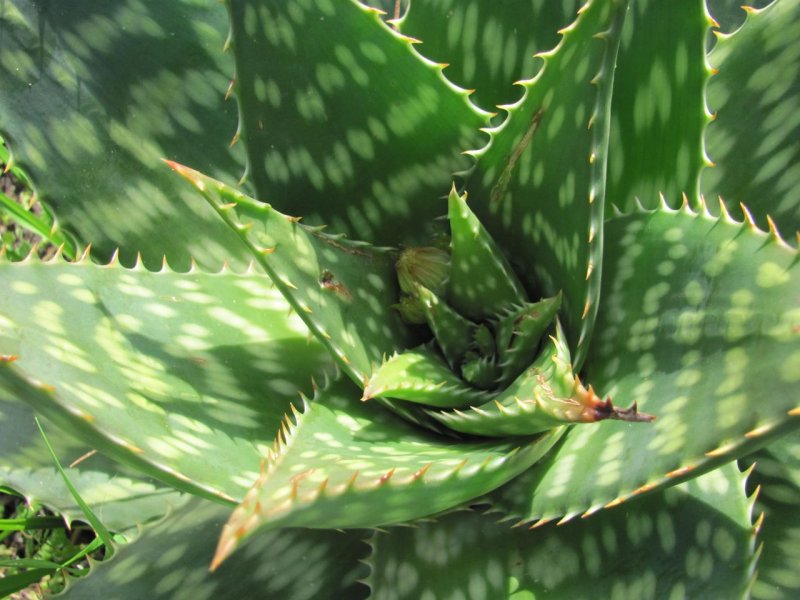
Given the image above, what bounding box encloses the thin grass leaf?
[35,417,115,558]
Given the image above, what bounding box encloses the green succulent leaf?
[415,284,477,367]
[467,0,627,366]
[225,0,489,246]
[363,344,492,408]
[366,463,756,599]
[0,255,333,504]
[491,204,799,524]
[0,397,185,534]
[59,498,370,600]
[212,374,564,568]
[397,0,582,111]
[428,320,651,436]
[169,162,418,383]
[706,0,772,34]
[606,0,712,211]
[0,1,249,269]
[494,293,563,385]
[702,0,800,233]
[447,187,528,320]
[744,434,800,598]
[752,431,800,490]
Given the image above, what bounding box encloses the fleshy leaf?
[0,397,185,534]
[363,345,491,408]
[460,354,501,390]
[59,498,370,600]
[706,0,772,34]
[0,254,333,503]
[466,0,627,366]
[744,434,800,599]
[416,284,476,367]
[494,293,563,385]
[366,464,756,599]
[0,1,249,269]
[447,187,527,320]
[490,204,799,524]
[168,162,418,383]
[212,374,564,568]
[225,0,489,245]
[397,0,581,111]
[702,0,800,233]
[606,0,712,210]
[428,321,651,436]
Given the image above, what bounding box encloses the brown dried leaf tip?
[588,394,655,424]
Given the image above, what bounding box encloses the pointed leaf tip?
[163,159,206,191]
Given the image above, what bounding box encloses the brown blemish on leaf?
[491,108,545,206]
[320,270,352,301]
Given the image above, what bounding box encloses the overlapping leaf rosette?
[0,0,797,596]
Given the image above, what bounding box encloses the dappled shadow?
[60,499,370,599]
[0,1,249,269]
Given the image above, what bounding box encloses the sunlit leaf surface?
[398,0,581,111]
[702,0,800,233]
[467,0,626,364]
[606,0,711,211]
[492,205,799,523]
[0,256,334,503]
[227,0,488,246]
[60,498,370,600]
[0,396,185,533]
[0,1,249,269]
[367,465,755,599]
[213,374,564,567]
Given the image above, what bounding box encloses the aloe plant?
[0,0,797,597]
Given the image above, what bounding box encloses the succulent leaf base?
[0,0,798,597]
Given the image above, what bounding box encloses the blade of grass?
[58,535,106,571]
[0,189,77,259]
[0,516,66,531]
[0,568,56,596]
[0,136,33,189]
[0,558,62,569]
[35,418,115,558]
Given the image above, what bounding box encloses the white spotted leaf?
[428,320,653,436]
[742,434,800,598]
[58,498,370,600]
[397,0,581,111]
[0,256,334,504]
[466,0,627,366]
[211,374,564,567]
[702,0,800,234]
[606,0,712,211]
[366,464,755,599]
[490,205,799,525]
[226,0,489,246]
[0,397,186,534]
[447,187,528,320]
[0,1,250,270]
[363,344,493,408]
[705,0,772,34]
[169,162,419,384]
